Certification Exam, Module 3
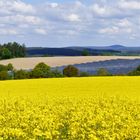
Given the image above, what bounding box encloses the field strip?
[0,56,140,69]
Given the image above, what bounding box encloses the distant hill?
[26,48,82,56]
[26,45,140,56]
[67,45,140,56]
[26,47,120,56]
[68,45,140,51]
[67,45,127,51]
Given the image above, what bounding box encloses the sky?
[0,0,140,47]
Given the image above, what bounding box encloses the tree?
[97,68,111,76]
[6,42,26,57]
[0,42,26,60]
[34,63,50,72]
[82,50,90,56]
[7,63,14,71]
[63,65,79,77]
[31,62,51,78]
[1,48,12,59]
[14,70,30,79]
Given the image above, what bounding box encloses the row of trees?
[0,63,64,80]
[0,42,26,59]
[0,63,139,80]
[0,63,111,80]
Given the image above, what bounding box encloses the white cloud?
[0,15,43,25]
[99,26,132,34]
[66,14,80,22]
[0,0,35,15]
[0,0,43,36]
[99,26,120,34]
[0,0,139,45]
[0,28,18,35]
[34,28,47,35]
[90,4,107,16]
[57,29,78,36]
[50,3,58,8]
[11,0,35,14]
[119,0,140,10]
[117,19,132,27]
[90,3,119,18]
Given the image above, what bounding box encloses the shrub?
[128,65,140,76]
[14,70,30,79]
[82,50,90,56]
[0,71,10,80]
[128,70,140,76]
[31,69,44,78]
[0,64,8,71]
[136,65,140,71]
[51,69,63,78]
[97,68,111,76]
[80,72,89,77]
[63,65,79,77]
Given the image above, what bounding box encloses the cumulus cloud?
[11,0,35,14]
[0,28,18,35]
[49,3,58,8]
[99,26,132,35]
[0,15,43,25]
[117,19,133,28]
[0,0,44,36]
[66,14,81,22]
[90,4,108,16]
[119,0,140,10]
[34,28,47,35]
[99,26,120,34]
[0,0,35,15]
[0,0,139,46]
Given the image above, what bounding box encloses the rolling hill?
[26,45,140,56]
[26,47,121,56]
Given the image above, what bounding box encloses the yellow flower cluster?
[0,77,139,139]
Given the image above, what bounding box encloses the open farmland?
[0,56,140,70]
[0,77,140,139]
[57,59,140,75]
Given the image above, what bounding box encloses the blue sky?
[0,0,140,47]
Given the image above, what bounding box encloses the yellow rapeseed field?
[0,77,140,139]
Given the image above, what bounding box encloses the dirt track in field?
[0,56,140,70]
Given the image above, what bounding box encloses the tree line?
[0,62,140,80]
[0,42,26,59]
